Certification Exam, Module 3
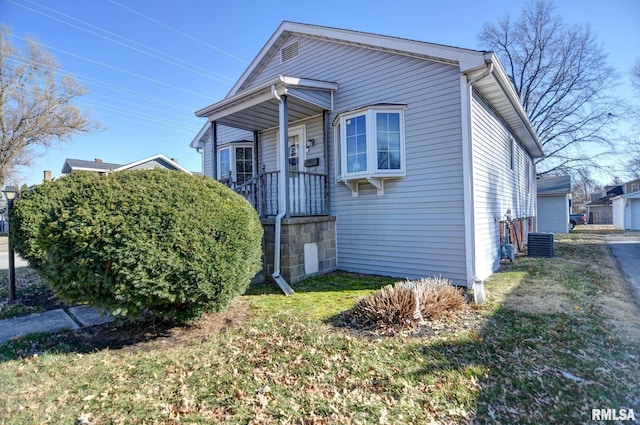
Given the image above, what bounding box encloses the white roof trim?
[195,74,338,119]
[616,190,640,200]
[229,21,487,97]
[190,123,210,148]
[68,167,112,173]
[485,53,543,157]
[113,154,192,174]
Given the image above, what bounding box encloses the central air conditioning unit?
[528,232,555,257]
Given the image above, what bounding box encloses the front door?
[287,126,305,213]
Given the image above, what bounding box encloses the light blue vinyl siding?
[243,34,468,282]
[200,125,253,179]
[471,92,536,280]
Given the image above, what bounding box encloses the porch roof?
[195,75,338,132]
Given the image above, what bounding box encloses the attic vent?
[528,232,555,257]
[281,41,300,63]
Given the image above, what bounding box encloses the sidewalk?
[0,244,116,344]
[0,305,115,344]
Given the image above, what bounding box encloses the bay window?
[335,104,406,195]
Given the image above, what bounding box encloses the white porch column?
[278,95,289,216]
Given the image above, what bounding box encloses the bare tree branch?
[479,0,620,175]
[0,26,100,186]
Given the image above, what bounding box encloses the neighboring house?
[60,154,191,176]
[536,175,571,234]
[61,158,121,174]
[586,179,640,224]
[613,190,640,230]
[586,194,616,224]
[190,22,543,300]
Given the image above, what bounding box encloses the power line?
[75,98,197,131]
[6,54,203,113]
[89,92,195,120]
[9,0,236,84]
[9,33,214,100]
[108,0,249,64]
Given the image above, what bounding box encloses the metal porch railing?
[229,170,328,217]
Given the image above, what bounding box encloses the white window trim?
[217,142,255,184]
[218,146,231,181]
[334,104,407,196]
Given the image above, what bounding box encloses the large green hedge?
[11,169,263,322]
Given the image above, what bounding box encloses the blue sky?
[2,0,639,187]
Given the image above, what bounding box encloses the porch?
[225,168,328,217]
[192,75,340,290]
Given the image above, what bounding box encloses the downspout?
[462,62,493,303]
[271,84,294,295]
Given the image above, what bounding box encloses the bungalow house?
[536,175,571,234]
[190,22,543,301]
[60,154,192,176]
[586,178,640,224]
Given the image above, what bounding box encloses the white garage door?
[631,199,640,230]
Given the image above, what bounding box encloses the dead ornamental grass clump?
[346,276,467,329]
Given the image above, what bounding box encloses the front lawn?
[0,230,638,423]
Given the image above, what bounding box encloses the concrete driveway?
[607,232,640,303]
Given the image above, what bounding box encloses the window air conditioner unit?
[528,233,554,258]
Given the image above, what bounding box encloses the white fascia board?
[196,75,337,120]
[285,22,487,69]
[485,53,544,157]
[228,23,290,97]
[68,167,111,173]
[190,123,210,149]
[279,75,338,91]
[622,191,640,199]
[115,154,193,174]
[197,76,282,117]
[228,21,485,97]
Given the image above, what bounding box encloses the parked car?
[570,213,587,229]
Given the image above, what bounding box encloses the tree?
[624,58,640,179]
[479,0,619,175]
[0,26,99,186]
[571,167,597,213]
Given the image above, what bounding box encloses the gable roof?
[195,21,543,159]
[587,194,616,206]
[537,175,571,195]
[62,158,121,174]
[114,154,192,174]
[62,155,191,175]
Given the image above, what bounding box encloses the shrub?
[11,169,263,322]
[345,276,467,329]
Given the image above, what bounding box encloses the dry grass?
[488,230,640,344]
[345,276,468,330]
[1,229,639,423]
